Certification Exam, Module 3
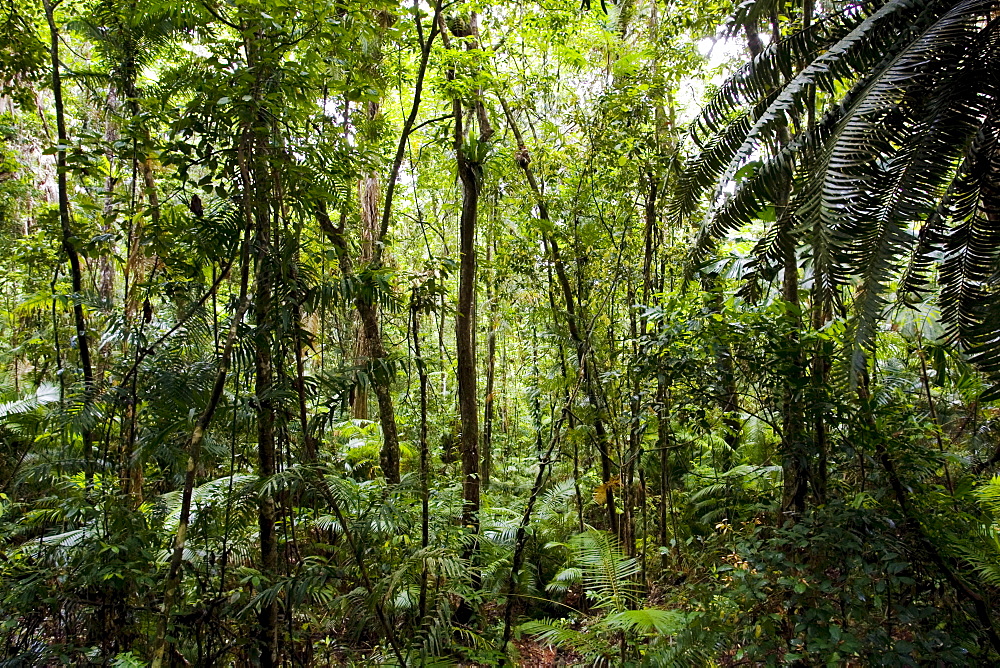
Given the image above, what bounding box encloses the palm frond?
[824,2,1000,364]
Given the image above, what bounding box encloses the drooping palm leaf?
[678,0,1000,381]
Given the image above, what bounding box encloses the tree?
[678,0,1000,381]
[6,0,1000,664]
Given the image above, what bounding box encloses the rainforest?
[3,0,1000,665]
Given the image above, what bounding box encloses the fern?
[520,530,693,665]
[570,530,640,612]
[602,608,687,635]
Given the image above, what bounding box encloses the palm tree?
[675,0,1000,379]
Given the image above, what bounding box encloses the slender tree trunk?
[253,199,280,668]
[624,292,640,556]
[241,118,282,667]
[482,241,498,489]
[658,380,669,570]
[352,100,381,421]
[413,300,431,621]
[772,7,810,517]
[455,132,482,558]
[778,234,808,516]
[99,87,118,311]
[811,295,830,503]
[444,14,493,598]
[743,18,809,517]
[293,301,316,461]
[43,0,94,475]
[243,28,281,663]
[801,0,829,506]
[365,308,401,483]
[657,380,681,570]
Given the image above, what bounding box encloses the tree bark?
[352,100,380,422]
[455,129,483,551]
[244,28,280,663]
[253,202,280,668]
[482,240,497,489]
[43,0,94,475]
[443,12,493,590]
[362,303,401,483]
[412,299,431,622]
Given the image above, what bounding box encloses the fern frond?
[570,530,640,613]
[599,608,688,635]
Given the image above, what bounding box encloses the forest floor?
[509,639,574,667]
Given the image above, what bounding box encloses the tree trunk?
[43,0,94,476]
[482,240,497,489]
[242,27,281,662]
[444,13,493,594]
[744,18,809,518]
[771,7,808,518]
[249,131,280,668]
[456,141,482,552]
[413,300,431,621]
[657,380,680,570]
[364,305,401,484]
[352,100,381,422]
[803,0,828,506]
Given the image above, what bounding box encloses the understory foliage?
[3,0,1000,665]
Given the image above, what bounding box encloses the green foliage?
[676,0,1000,378]
[3,0,1000,664]
[521,531,691,665]
[0,1,46,105]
